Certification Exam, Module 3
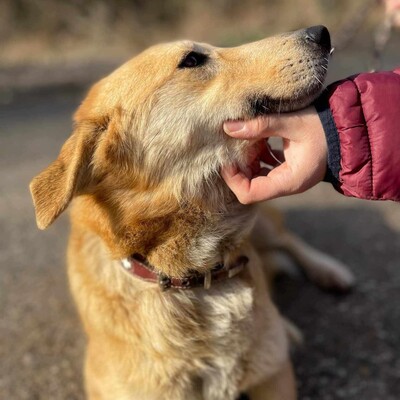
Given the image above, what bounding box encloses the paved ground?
[1,88,400,400]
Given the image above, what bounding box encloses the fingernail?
[224,121,246,134]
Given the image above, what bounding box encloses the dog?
[30,25,354,400]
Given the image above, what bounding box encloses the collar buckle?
[158,273,172,291]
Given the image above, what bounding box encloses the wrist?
[314,92,340,184]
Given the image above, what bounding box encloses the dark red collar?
[121,254,249,291]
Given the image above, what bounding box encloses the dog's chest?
[128,280,256,400]
[193,282,255,399]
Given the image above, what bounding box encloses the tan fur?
[30,29,352,399]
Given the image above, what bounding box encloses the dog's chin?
[248,85,324,117]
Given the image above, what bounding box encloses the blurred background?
[1,0,400,399]
[1,0,400,91]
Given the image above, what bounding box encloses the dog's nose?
[304,25,331,51]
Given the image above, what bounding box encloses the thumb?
[223,117,271,140]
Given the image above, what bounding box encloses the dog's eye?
[178,51,208,69]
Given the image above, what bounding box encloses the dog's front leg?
[246,360,297,400]
[85,343,107,400]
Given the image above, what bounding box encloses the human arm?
[222,68,400,203]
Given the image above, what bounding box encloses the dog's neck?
[138,201,255,278]
[72,184,256,278]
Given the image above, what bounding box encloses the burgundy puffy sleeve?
[315,68,400,201]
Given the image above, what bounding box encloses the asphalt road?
[1,88,400,400]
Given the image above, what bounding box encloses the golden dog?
[30,26,354,400]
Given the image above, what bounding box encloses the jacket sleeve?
[314,68,400,201]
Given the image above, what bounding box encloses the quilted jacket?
[315,68,400,201]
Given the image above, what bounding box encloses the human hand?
[384,0,400,27]
[221,106,328,204]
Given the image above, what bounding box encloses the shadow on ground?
[1,90,399,399]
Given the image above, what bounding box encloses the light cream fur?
[30,28,353,400]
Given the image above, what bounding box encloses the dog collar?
[120,253,248,291]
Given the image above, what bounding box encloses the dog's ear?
[30,122,102,229]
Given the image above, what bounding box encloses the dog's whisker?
[278,97,283,115]
[313,74,323,86]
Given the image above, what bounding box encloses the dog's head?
[31,26,331,231]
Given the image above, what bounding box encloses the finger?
[224,113,298,140]
[222,163,297,204]
[221,165,252,199]
[244,164,295,202]
[223,117,270,139]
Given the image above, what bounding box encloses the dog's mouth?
[247,57,329,116]
[248,84,324,116]
[246,26,332,116]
